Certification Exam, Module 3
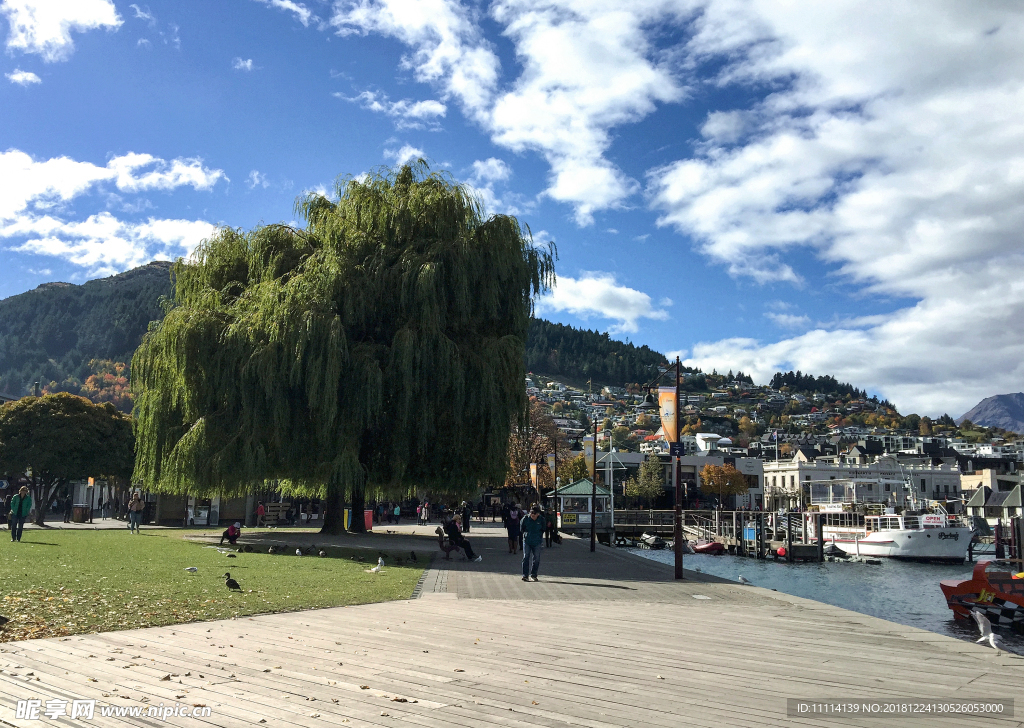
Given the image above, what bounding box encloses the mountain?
[957,393,1024,433]
[0,262,174,402]
[0,263,669,402]
[525,318,669,389]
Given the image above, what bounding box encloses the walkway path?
[1,522,1022,727]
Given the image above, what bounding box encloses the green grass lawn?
[0,529,424,643]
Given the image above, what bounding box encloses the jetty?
[1,523,1022,727]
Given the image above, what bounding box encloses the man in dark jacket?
[9,486,32,542]
[443,513,482,562]
[521,504,545,581]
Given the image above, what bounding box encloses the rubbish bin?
[72,505,89,523]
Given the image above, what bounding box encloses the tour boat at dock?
[814,507,972,563]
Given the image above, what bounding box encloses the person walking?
[9,486,31,542]
[393,503,401,524]
[478,500,486,523]
[127,492,145,534]
[521,504,544,581]
[505,502,522,554]
[256,501,266,527]
[63,492,73,524]
[544,506,557,547]
[461,501,471,533]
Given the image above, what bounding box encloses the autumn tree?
[699,463,749,508]
[506,399,571,496]
[0,393,134,525]
[561,453,589,483]
[132,162,554,533]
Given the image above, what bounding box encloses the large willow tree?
[132,162,554,532]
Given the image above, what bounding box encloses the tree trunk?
[320,488,345,535]
[348,486,366,533]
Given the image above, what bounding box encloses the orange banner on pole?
[583,436,595,477]
[530,463,538,489]
[659,386,678,443]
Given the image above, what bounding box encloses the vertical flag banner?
[658,386,678,443]
[546,453,556,475]
[530,463,538,489]
[583,435,595,477]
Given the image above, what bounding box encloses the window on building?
[920,478,926,493]
[790,475,795,487]
[772,476,777,487]
[885,483,890,491]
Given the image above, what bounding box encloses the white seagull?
[369,557,384,574]
[295,549,302,557]
[737,575,752,585]
[971,609,999,650]
[184,567,198,574]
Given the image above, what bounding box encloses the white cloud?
[128,3,154,25]
[233,57,255,71]
[332,0,499,116]
[331,1,692,225]
[338,90,446,129]
[137,37,150,48]
[383,144,425,166]
[0,149,225,275]
[7,212,218,275]
[765,312,810,329]
[253,0,313,26]
[470,157,511,183]
[536,271,670,334]
[247,170,269,189]
[652,1,1024,415]
[1,0,122,62]
[5,68,39,85]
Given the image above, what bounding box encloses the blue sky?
[2,1,1023,417]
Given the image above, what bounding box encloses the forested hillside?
[526,318,669,388]
[0,262,173,407]
[770,370,867,399]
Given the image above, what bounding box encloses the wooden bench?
[436,526,463,561]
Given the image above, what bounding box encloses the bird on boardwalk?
[296,549,303,557]
[318,550,326,558]
[410,552,418,562]
[223,573,242,591]
[972,609,999,650]
[268,546,276,554]
[737,575,752,585]
[184,567,198,574]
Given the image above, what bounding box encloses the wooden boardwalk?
[1,523,1022,727]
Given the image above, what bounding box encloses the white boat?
[815,508,972,563]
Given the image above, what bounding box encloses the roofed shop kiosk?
[552,478,613,543]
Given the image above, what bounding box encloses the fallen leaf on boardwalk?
[391,698,407,703]
[532,701,538,705]
[160,674,171,681]
[332,699,339,704]
[309,713,320,718]
[263,669,271,673]
[381,712,389,717]
[656,675,664,680]
[87,677,97,682]
[106,658,115,661]
[176,695,186,699]
[359,685,369,690]
[453,669,464,672]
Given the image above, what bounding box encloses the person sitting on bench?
[220,522,242,546]
[443,513,482,562]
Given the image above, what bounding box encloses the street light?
[640,357,684,580]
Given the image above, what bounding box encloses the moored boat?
[693,540,725,555]
[814,506,972,563]
[940,560,1024,634]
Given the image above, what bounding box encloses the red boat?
[940,560,1024,634]
[692,540,725,555]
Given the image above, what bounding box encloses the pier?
[2,523,1022,727]
[614,509,825,561]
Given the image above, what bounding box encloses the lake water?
[627,547,1024,656]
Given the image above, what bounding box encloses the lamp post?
[590,414,597,552]
[639,356,684,579]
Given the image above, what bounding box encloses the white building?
[763,455,961,510]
